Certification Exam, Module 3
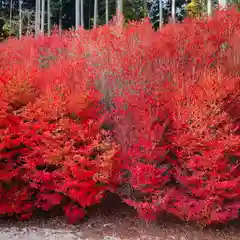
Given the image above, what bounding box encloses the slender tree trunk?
[35,0,41,37]
[93,0,98,28]
[144,0,147,17]
[171,0,176,23]
[207,0,212,16]
[117,0,123,14]
[116,0,123,22]
[159,0,163,29]
[41,0,45,33]
[9,0,13,36]
[80,0,84,28]
[19,0,22,39]
[106,0,109,24]
[26,10,31,35]
[88,0,90,27]
[47,0,50,35]
[75,0,80,29]
[219,0,227,8]
[59,0,62,34]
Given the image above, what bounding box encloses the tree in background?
[186,0,203,18]
[1,7,35,40]
[94,0,116,26]
[93,0,98,28]
[186,0,218,18]
[75,0,80,28]
[0,0,237,39]
[0,0,193,38]
[148,0,187,29]
[47,0,50,35]
[207,0,212,15]
[106,0,109,24]
[9,0,13,34]
[35,0,40,36]
[117,0,123,13]
[80,0,84,27]
[232,0,240,10]
[124,0,146,21]
[40,0,45,33]
[172,0,176,22]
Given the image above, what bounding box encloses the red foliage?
[107,9,240,225]
[0,31,119,222]
[0,9,240,225]
[64,203,85,224]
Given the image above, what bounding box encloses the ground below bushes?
[1,194,240,240]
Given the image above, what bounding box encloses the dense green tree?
[0,0,234,39]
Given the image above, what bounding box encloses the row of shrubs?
[0,9,239,225]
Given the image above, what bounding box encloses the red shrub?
[0,33,120,223]
[107,9,240,224]
[0,9,240,225]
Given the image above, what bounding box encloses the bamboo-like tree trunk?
[59,0,62,34]
[26,10,31,35]
[106,0,109,24]
[35,0,41,37]
[88,0,90,27]
[172,0,176,23]
[41,0,45,33]
[207,0,212,16]
[9,0,13,36]
[218,0,227,8]
[19,0,22,39]
[80,0,84,28]
[117,0,123,14]
[75,0,80,29]
[144,0,148,17]
[159,0,163,29]
[93,0,98,28]
[47,0,50,35]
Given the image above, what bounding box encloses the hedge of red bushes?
[0,9,239,225]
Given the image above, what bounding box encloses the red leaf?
[19,212,32,221]
[64,203,85,224]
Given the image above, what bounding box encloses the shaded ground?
[1,194,240,240]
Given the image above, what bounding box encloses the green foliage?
[186,0,203,18]
[0,22,10,41]
[123,0,145,21]
[232,0,240,11]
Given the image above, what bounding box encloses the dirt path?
[0,195,240,240]
[1,206,240,240]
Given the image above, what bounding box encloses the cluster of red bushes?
[0,9,239,225]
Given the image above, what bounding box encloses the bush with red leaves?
[0,35,120,223]
[0,9,240,225]
[106,9,240,225]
